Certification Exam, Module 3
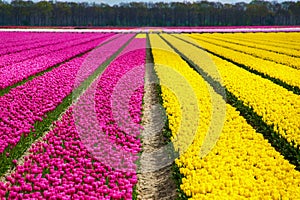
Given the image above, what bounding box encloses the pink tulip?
[0,34,133,153]
[0,36,146,199]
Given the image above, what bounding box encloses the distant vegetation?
[0,0,300,26]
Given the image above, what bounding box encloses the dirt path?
[136,45,177,199]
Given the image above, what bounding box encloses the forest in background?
[0,0,300,26]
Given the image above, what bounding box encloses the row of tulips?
[163,34,300,149]
[0,33,115,90]
[0,109,138,199]
[0,32,68,49]
[74,35,145,180]
[186,34,300,89]
[0,32,93,57]
[193,34,300,70]
[0,33,106,67]
[229,32,300,48]
[0,34,134,153]
[150,33,300,199]
[200,33,300,59]
[0,36,146,199]
[93,37,145,151]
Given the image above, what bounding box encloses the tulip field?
[0,30,300,199]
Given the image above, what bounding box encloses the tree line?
[0,0,300,26]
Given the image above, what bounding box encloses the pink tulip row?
[0,33,104,61]
[0,34,134,153]
[0,32,93,56]
[73,34,134,88]
[0,37,146,199]
[0,109,137,200]
[0,32,61,47]
[96,38,146,142]
[0,34,115,89]
[75,38,145,168]
[0,33,111,67]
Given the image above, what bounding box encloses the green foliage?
[172,163,189,200]
[132,185,138,200]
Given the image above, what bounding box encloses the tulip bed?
[150,34,300,198]
[0,34,133,155]
[0,35,145,199]
[161,34,300,149]
[197,33,300,61]
[187,34,300,90]
[0,32,76,54]
[190,34,300,70]
[1,31,300,199]
[0,33,109,67]
[0,33,116,89]
[223,32,300,49]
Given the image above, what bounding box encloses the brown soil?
[136,61,177,200]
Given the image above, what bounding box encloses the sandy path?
[136,45,177,199]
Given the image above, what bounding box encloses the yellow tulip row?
[191,34,300,70]
[149,34,209,154]
[135,33,146,38]
[179,103,300,199]
[240,32,300,48]
[149,34,300,199]
[162,33,300,148]
[202,32,300,52]
[226,32,300,50]
[183,34,300,89]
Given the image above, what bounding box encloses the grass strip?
[174,34,300,96]
[160,34,300,172]
[0,34,121,96]
[0,34,135,177]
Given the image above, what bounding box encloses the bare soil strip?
[136,45,177,199]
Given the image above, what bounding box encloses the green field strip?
[159,34,300,172]
[190,35,300,70]
[0,34,136,177]
[199,34,300,59]
[0,34,122,97]
[173,34,300,96]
